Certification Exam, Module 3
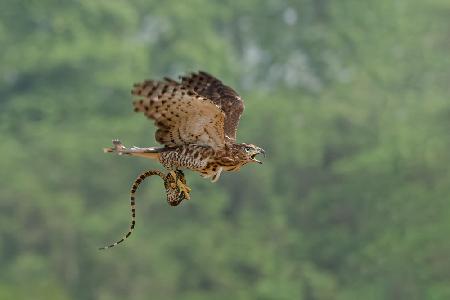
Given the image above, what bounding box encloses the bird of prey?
[100,71,264,249]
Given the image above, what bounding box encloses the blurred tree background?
[1,0,449,299]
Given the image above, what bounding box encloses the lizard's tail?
[98,169,165,250]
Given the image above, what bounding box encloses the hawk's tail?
[98,169,165,250]
[103,139,165,160]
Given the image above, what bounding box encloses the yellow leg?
[168,171,177,189]
[168,171,191,200]
[178,180,191,199]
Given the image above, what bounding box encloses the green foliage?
[1,0,449,299]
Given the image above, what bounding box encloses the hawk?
[100,71,264,249]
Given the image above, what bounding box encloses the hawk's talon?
[177,179,191,200]
[168,171,191,200]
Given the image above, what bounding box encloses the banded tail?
[99,170,165,250]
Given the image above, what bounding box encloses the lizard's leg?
[103,139,160,159]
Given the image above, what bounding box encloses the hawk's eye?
[244,147,252,153]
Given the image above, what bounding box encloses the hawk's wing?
[178,71,244,142]
[132,80,225,149]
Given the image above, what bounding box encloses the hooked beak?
[251,148,265,164]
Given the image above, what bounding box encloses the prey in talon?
[163,170,190,205]
[99,169,189,250]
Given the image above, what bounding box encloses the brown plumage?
[106,72,264,181]
[123,71,265,181]
[100,71,264,249]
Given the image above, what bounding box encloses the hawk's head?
[236,143,265,164]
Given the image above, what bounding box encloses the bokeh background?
[1,1,450,299]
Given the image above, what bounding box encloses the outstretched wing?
[132,80,225,149]
[178,71,244,142]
